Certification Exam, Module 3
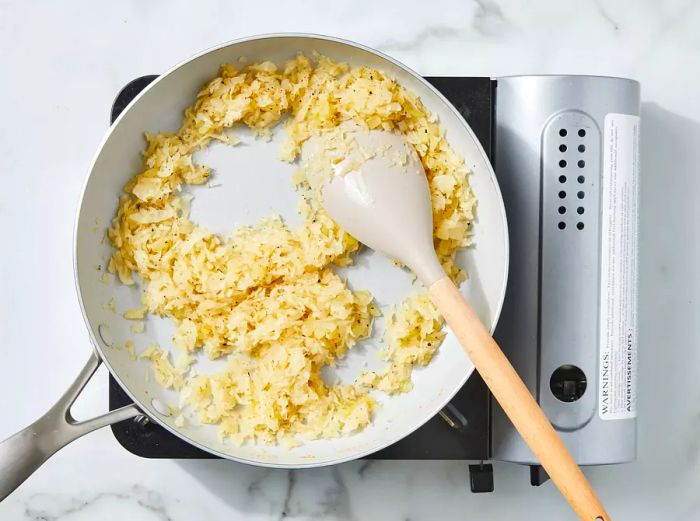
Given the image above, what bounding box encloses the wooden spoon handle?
[429,276,609,521]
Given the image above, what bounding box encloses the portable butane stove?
[109,74,640,491]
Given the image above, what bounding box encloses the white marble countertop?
[1,1,699,519]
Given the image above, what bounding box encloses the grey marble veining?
[0,0,698,519]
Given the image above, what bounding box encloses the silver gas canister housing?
[491,76,640,468]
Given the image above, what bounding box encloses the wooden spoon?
[303,127,609,521]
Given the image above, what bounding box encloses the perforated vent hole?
[548,123,594,234]
[575,134,585,224]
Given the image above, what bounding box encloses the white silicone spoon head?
[302,127,445,286]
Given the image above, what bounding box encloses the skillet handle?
[0,351,140,502]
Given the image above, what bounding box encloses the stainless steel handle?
[0,351,140,501]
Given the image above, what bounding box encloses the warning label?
[599,113,639,421]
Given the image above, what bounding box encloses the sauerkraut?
[108,53,475,445]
